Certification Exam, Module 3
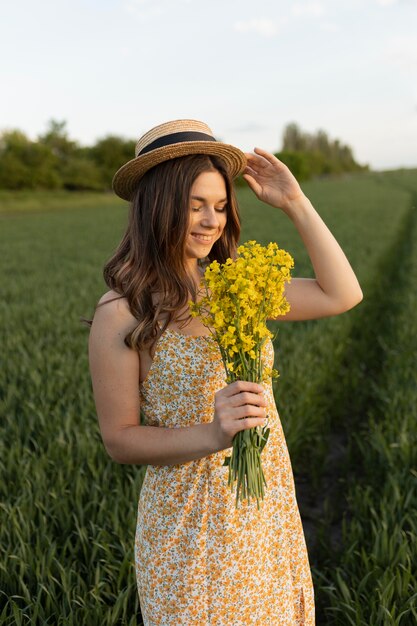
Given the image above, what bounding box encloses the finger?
[245,152,270,170]
[233,404,267,420]
[239,416,268,430]
[243,169,262,184]
[229,391,267,408]
[253,146,281,166]
[243,165,259,177]
[242,175,261,196]
[225,380,264,397]
[245,149,268,160]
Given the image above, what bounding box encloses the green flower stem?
[224,411,270,510]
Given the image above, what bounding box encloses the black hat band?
[138,131,216,156]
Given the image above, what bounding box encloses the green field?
[1,170,417,625]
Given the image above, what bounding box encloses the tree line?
[0,120,367,191]
[0,120,135,191]
[274,122,368,181]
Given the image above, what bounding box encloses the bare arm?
[273,194,363,321]
[244,148,363,321]
[88,292,267,466]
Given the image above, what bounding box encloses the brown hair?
[84,154,241,352]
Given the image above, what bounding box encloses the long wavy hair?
[84,154,241,352]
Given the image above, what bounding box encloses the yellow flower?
[191,240,293,380]
[190,240,294,508]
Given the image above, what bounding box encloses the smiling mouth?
[191,233,216,243]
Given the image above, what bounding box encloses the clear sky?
[1,0,416,170]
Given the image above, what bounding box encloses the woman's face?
[185,169,228,267]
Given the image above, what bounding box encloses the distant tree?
[274,151,311,182]
[88,135,136,189]
[0,153,30,189]
[282,122,307,152]
[37,119,80,185]
[60,156,103,191]
[315,130,331,158]
[38,119,77,160]
[280,122,366,178]
[0,129,61,189]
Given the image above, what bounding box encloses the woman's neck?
[186,257,206,286]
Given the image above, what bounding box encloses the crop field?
[1,170,416,624]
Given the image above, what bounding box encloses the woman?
[88,119,363,625]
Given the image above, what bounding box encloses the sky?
[1,0,416,170]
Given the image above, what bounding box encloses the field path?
[297,191,417,623]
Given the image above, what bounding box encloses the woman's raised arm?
[244,148,363,321]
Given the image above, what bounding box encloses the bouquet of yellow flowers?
[190,240,294,509]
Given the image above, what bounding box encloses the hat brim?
[112,141,247,201]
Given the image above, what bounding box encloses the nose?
[201,207,222,229]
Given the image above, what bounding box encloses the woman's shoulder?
[97,288,127,307]
[89,291,139,361]
[94,290,137,326]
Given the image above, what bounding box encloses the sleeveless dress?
[135,328,315,625]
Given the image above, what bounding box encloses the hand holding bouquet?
[190,240,294,509]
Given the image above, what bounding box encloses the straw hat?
[112,119,247,201]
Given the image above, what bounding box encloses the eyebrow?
[191,196,228,203]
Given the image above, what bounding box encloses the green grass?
[1,170,416,624]
[239,175,412,477]
[314,198,417,625]
[0,190,124,214]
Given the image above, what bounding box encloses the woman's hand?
[211,381,268,451]
[243,147,304,213]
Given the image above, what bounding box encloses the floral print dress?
[135,328,315,625]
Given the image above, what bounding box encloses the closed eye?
[191,205,227,212]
